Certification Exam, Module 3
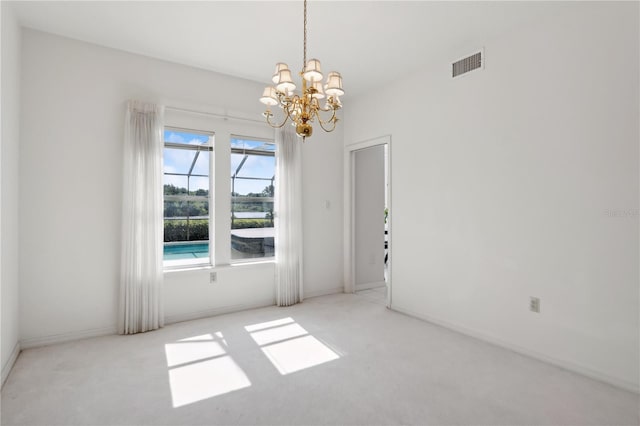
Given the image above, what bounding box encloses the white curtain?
[274,127,304,306]
[119,100,165,334]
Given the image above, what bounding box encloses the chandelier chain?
[303,0,307,69]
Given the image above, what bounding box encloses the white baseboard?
[1,341,21,388]
[355,280,386,291]
[391,304,640,394]
[20,326,117,350]
[19,302,277,350]
[304,286,344,300]
[165,300,275,325]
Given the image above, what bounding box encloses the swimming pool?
[164,242,209,260]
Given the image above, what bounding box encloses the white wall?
[1,2,21,384]
[301,126,344,298]
[354,145,385,289]
[19,29,343,345]
[345,2,639,391]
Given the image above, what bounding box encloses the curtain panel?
[119,100,165,334]
[274,127,304,306]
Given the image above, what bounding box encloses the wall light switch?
[530,297,540,313]
[210,272,217,283]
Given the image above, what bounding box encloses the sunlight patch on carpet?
[245,318,340,375]
[165,332,250,407]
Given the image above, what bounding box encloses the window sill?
[163,264,213,274]
[229,257,275,266]
[164,259,275,275]
[220,259,276,269]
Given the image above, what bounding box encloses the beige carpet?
[2,293,637,425]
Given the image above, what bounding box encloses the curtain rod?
[165,105,265,124]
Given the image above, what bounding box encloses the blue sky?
[163,131,275,195]
[163,130,211,192]
[230,138,275,195]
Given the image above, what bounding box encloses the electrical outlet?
[210,272,217,283]
[530,297,540,313]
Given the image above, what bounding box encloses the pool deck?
[231,227,274,239]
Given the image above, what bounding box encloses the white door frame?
[344,135,392,308]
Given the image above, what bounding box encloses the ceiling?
[10,1,569,96]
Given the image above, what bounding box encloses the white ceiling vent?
[452,50,483,78]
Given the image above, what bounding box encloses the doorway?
[344,136,391,307]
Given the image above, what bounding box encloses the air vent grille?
[452,51,482,77]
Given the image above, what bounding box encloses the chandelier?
[259,0,344,141]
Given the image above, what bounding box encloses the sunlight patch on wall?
[245,318,340,375]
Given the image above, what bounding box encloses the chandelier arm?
[266,108,291,129]
[315,109,338,132]
[288,94,302,105]
[306,96,319,115]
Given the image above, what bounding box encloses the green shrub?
[164,217,275,242]
[164,219,208,242]
[231,218,272,229]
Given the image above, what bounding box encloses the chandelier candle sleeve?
[260,87,278,106]
[276,69,296,93]
[259,0,344,141]
[324,72,344,97]
[272,63,289,83]
[303,59,323,82]
[311,81,325,99]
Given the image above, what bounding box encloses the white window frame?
[230,135,276,264]
[163,107,275,269]
[162,126,215,270]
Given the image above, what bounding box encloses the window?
[163,128,214,268]
[230,137,276,261]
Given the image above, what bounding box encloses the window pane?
[192,151,210,176]
[189,200,209,220]
[165,130,212,146]
[165,200,189,220]
[231,137,275,153]
[163,127,213,267]
[164,176,188,195]
[236,155,275,179]
[190,176,209,195]
[164,148,198,175]
[230,153,246,179]
[187,217,209,241]
[231,139,275,261]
